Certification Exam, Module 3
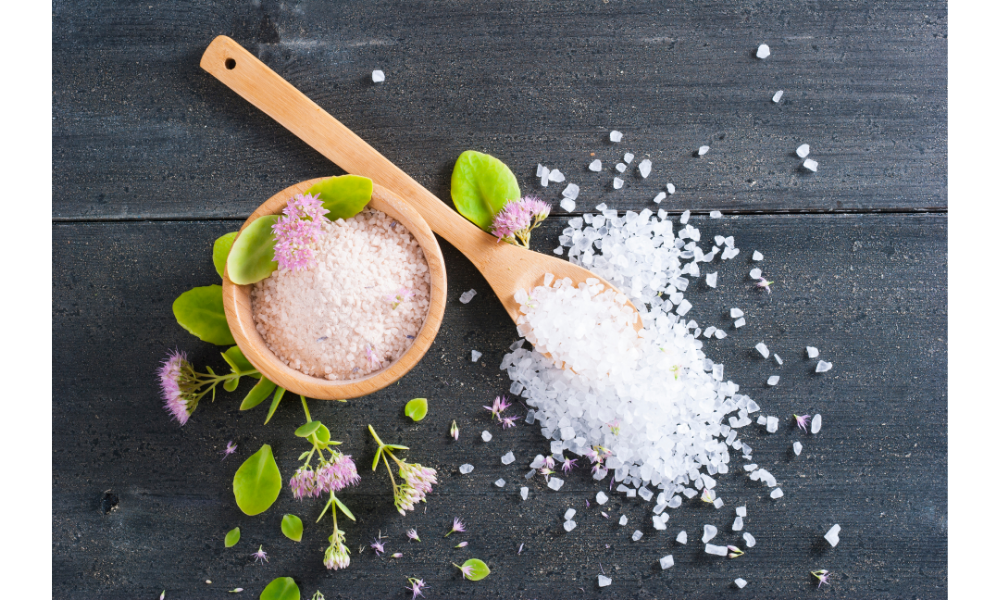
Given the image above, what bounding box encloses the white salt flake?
[710,210,723,218]
[596,491,609,505]
[536,164,546,177]
[598,575,612,588]
[766,416,779,433]
[613,177,624,190]
[735,578,748,589]
[698,145,710,156]
[623,153,634,164]
[609,130,623,143]
[752,251,763,261]
[371,69,385,83]
[549,169,565,183]
[743,532,756,547]
[733,516,744,531]
[501,451,516,465]
[619,515,627,526]
[706,272,718,288]
[563,520,577,532]
[796,144,810,158]
[811,414,823,434]
[702,524,718,543]
[653,192,666,204]
[481,430,492,442]
[667,183,676,194]
[816,360,832,373]
[470,350,482,362]
[767,375,780,386]
[749,268,762,279]
[495,478,506,488]
[540,166,550,187]
[806,346,820,358]
[615,163,626,173]
[676,299,693,316]
[588,159,602,172]
[793,441,803,456]
[755,343,770,358]
[548,477,565,491]
[756,416,767,426]
[562,183,580,200]
[772,90,783,103]
[459,464,474,474]
[638,159,652,178]
[632,530,643,542]
[736,505,746,516]
[659,555,674,570]
[825,524,841,547]
[756,44,770,59]
[713,498,724,509]
[553,246,563,255]
[706,543,728,556]
[676,530,688,544]
[459,289,477,304]
[803,158,818,172]
[715,330,728,339]
[774,354,783,365]
[565,508,577,520]
[680,209,691,223]
[770,488,784,499]
[731,308,744,318]
[520,487,529,500]
[559,198,576,212]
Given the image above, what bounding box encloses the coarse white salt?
[613,177,624,189]
[525,469,536,479]
[756,44,770,59]
[793,441,803,456]
[540,166,550,187]
[619,515,628,526]
[706,272,718,288]
[548,477,565,491]
[803,158,818,172]
[562,183,580,200]
[459,464,474,474]
[774,354,783,365]
[806,346,819,358]
[756,416,767,426]
[743,532,756,547]
[676,530,688,544]
[735,578,747,589]
[772,90,783,103]
[459,289,477,304]
[705,543,728,556]
[796,144,810,158]
[563,520,577,532]
[659,555,674,570]
[703,326,717,338]
[624,152,634,164]
[702,524,718,543]
[713,498,724,509]
[501,451,516,465]
[481,430,492,442]
[816,360,832,373]
[596,491,609,505]
[770,488,784,499]
[653,192,667,204]
[666,184,676,196]
[638,159,652,178]
[766,416,779,433]
[755,343,770,358]
[598,575,612,587]
[710,210,723,218]
[811,414,822,434]
[615,163,627,173]
[560,198,576,212]
[470,350,482,362]
[549,169,566,183]
[371,69,385,83]
[609,130,623,143]
[676,299,693,316]
[698,145,710,156]
[565,508,577,520]
[632,530,643,542]
[553,247,563,255]
[252,208,430,381]
[733,516,744,531]
[736,505,746,517]
[520,486,529,500]
[749,268,762,279]
[652,514,668,530]
[495,478,506,488]
[680,209,691,223]
[825,524,841,547]
[639,487,654,502]
[588,159,602,172]
[752,251,763,261]
[716,330,728,339]
[767,376,780,386]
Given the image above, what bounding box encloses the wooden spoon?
[200,36,640,330]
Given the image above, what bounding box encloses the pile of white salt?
[252,208,430,380]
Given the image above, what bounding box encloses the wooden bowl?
[222,178,447,399]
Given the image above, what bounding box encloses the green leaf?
[332,496,356,522]
[312,424,332,447]
[450,150,520,230]
[404,398,428,422]
[172,285,235,346]
[294,421,322,437]
[213,231,239,279]
[223,377,240,392]
[226,215,280,285]
[371,447,383,471]
[259,577,300,600]
[281,514,303,542]
[232,444,282,516]
[306,175,373,221]
[460,558,491,581]
[241,377,277,411]
[224,527,241,548]
[265,387,286,425]
[315,498,334,522]
[223,346,256,374]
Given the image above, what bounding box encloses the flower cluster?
[158,350,254,425]
[272,193,329,271]
[585,445,613,477]
[289,453,361,499]
[489,197,551,248]
[324,528,350,570]
[483,395,519,428]
[369,425,439,516]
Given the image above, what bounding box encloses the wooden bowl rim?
[222,178,447,399]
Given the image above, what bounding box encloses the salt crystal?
[638,159,652,178]
[702,524,718,543]
[816,360,832,373]
[793,441,803,456]
[733,516,744,531]
[774,354,783,365]
[540,167,550,187]
[598,575,612,588]
[770,488,784,499]
[619,515,627,526]
[705,543,728,556]
[562,183,580,200]
[767,376,780,386]
[632,530,643,542]
[481,430,492,442]
[736,505,746,517]
[755,343,769,358]
[811,414,822,434]
[743,532,756,547]
[698,145,710,156]
[613,177,624,190]
[667,183,676,194]
[749,268,762,279]
[530,455,546,469]
[716,330,728,339]
[588,159,602,172]
[803,158,818,172]
[653,192,666,204]
[639,487,654,502]
[659,555,674,570]
[710,210,723,218]
[680,209,691,224]
[549,169,565,183]
[706,273,718,288]
[756,44,770,59]
[806,346,819,358]
[525,469,536,479]
[746,400,760,413]
[470,350,482,362]
[596,491,609,505]
[495,478,506,488]
[735,578,747,589]
[796,144,810,158]
[459,289,477,304]
[824,524,841,547]
[609,130,623,143]
[756,416,767,426]
[536,164,545,177]
[548,477,565,491]
[563,520,577,532]
[520,487,529,500]
[459,464,474,474]
[371,69,385,83]
[553,247,563,255]
[713,498,724,509]
[626,489,637,498]
[704,327,717,339]
[615,163,626,173]
[652,514,667,530]
[560,198,576,212]
[565,508,577,520]
[772,90,783,102]
[676,530,687,544]
[752,251,763,261]
[501,451,515,465]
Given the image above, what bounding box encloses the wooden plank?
[52,213,946,598]
[53,0,946,219]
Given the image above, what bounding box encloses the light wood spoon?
[200,36,640,330]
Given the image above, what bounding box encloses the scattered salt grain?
[806,346,819,358]
[680,209,691,223]
[548,477,565,491]
[752,250,763,261]
[615,163,626,173]
[540,166,550,187]
[733,516,744,531]
[609,130,623,143]
[372,69,385,83]
[816,360,832,373]
[793,441,803,456]
[772,90,783,103]
[825,524,841,547]
[563,520,576,532]
[562,183,580,200]
[481,430,492,442]
[624,153,634,164]
[803,158,818,172]
[501,451,516,465]
[735,578,747,589]
[613,177,624,189]
[731,308,744,318]
[756,44,770,59]
[749,268,762,279]
[767,376,780,386]
[596,491,609,505]
[653,192,667,204]
[632,530,643,542]
[638,159,652,178]
[560,198,576,212]
[702,524,718,543]
[459,289,477,304]
[638,487,654,502]
[588,159,602,172]
[706,543,728,556]
[652,514,668,530]
[774,354,783,365]
[756,416,767,426]
[811,414,823,434]
[710,210,723,218]
[715,330,728,339]
[766,416,779,433]
[706,272,718,288]
[598,575,612,588]
[667,183,676,194]
[495,478,506,488]
[755,343,770,358]
[659,555,675,570]
[565,508,577,520]
[530,455,546,469]
[796,144,810,158]
[676,530,688,544]
[520,487,529,500]
[713,498,724,509]
[619,515,627,526]
[698,145,710,156]
[459,464,474,474]
[743,532,756,547]
[736,505,746,517]
[770,488,784,499]
[470,350,482,362]
[549,169,565,183]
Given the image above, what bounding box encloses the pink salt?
[252,208,430,380]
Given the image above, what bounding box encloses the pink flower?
[445,517,465,537]
[289,466,318,499]
[561,458,577,473]
[489,197,551,247]
[272,193,329,271]
[450,420,459,440]
[405,578,427,599]
[395,463,438,515]
[501,415,519,429]
[406,528,421,542]
[812,570,832,587]
[543,456,556,470]
[755,277,775,294]
[251,545,268,564]
[220,440,237,461]
[324,531,350,570]
[794,414,812,432]
[483,395,511,420]
[370,538,385,556]
[159,350,195,425]
[315,454,361,493]
[454,541,469,548]
[387,287,414,309]
[365,344,381,368]
[453,562,474,578]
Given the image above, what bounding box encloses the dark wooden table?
[53,2,947,598]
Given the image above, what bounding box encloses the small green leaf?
[371,447,383,471]
[312,424,332,447]
[223,377,240,392]
[294,421,322,437]
[315,498,334,522]
[259,577,300,600]
[451,150,520,230]
[384,444,410,451]
[232,444,282,516]
[281,514,303,542]
[461,558,491,581]
[404,398,428,422]
[297,451,311,461]
[306,175,373,221]
[332,495,356,522]
[224,527,241,548]
[241,377,276,411]
[265,387,286,424]
[226,215,280,285]
[222,346,256,374]
[213,231,239,279]
[172,285,235,346]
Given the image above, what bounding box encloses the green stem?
[301,395,312,422]
[381,452,398,491]
[368,424,385,448]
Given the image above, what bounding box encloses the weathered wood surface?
[52,0,947,220]
[52,214,946,599]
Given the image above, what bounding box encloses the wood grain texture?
[52,0,946,219]
[52,214,946,599]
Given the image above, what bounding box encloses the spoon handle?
[200,35,497,269]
